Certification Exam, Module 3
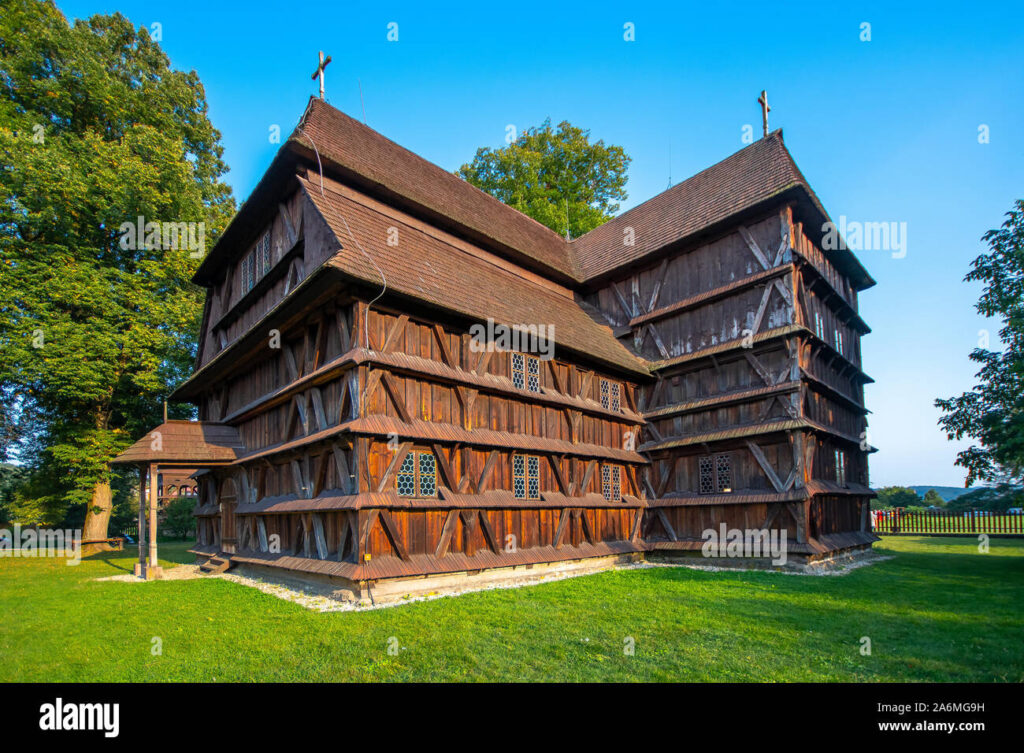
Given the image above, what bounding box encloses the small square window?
[698,454,732,495]
[511,352,540,393]
[395,450,437,497]
[599,379,621,411]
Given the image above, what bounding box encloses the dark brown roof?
[184,101,874,398]
[111,421,244,465]
[197,99,872,296]
[300,177,648,376]
[289,103,872,289]
[570,131,872,288]
[288,97,575,280]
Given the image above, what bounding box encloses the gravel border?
[92,550,888,611]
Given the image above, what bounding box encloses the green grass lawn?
[1,536,1021,682]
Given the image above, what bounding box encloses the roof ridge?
[300,98,571,241]
[299,175,576,303]
[571,130,791,245]
[566,128,871,283]
[295,172,648,376]
[290,98,575,277]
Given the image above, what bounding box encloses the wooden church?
[114,95,876,597]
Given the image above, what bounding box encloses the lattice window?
[835,449,846,486]
[511,352,540,393]
[834,328,844,355]
[396,450,437,497]
[814,311,824,339]
[527,455,540,499]
[396,453,417,497]
[600,378,610,409]
[261,232,271,276]
[511,352,525,389]
[715,454,731,493]
[418,452,436,497]
[527,356,540,392]
[513,456,526,499]
[513,455,541,500]
[241,253,252,293]
[610,382,621,412]
[242,231,272,294]
[698,454,733,495]
[602,464,621,502]
[699,456,715,494]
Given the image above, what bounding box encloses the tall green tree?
[936,200,1024,486]
[0,462,28,523]
[457,118,630,239]
[873,486,922,510]
[0,1,234,537]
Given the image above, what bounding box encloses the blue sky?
[58,1,1024,487]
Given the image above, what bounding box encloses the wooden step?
[199,555,233,575]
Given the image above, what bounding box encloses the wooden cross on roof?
[311,51,332,100]
[757,90,771,137]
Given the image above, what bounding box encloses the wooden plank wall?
[192,191,875,569]
[200,298,648,566]
[583,202,873,548]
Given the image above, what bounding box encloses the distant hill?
[907,486,973,502]
[870,485,974,503]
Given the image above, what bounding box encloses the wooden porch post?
[134,464,147,577]
[147,462,163,579]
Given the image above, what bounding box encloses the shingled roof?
[285,99,872,290]
[186,99,872,387]
[570,131,873,288]
[299,177,649,376]
[570,131,797,279]
[111,421,244,465]
[287,97,575,281]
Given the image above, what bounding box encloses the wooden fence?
[872,508,1024,536]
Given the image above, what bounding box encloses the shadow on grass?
[89,552,135,574]
[82,540,195,572]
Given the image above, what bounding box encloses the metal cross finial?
[758,90,771,137]
[311,51,332,100]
